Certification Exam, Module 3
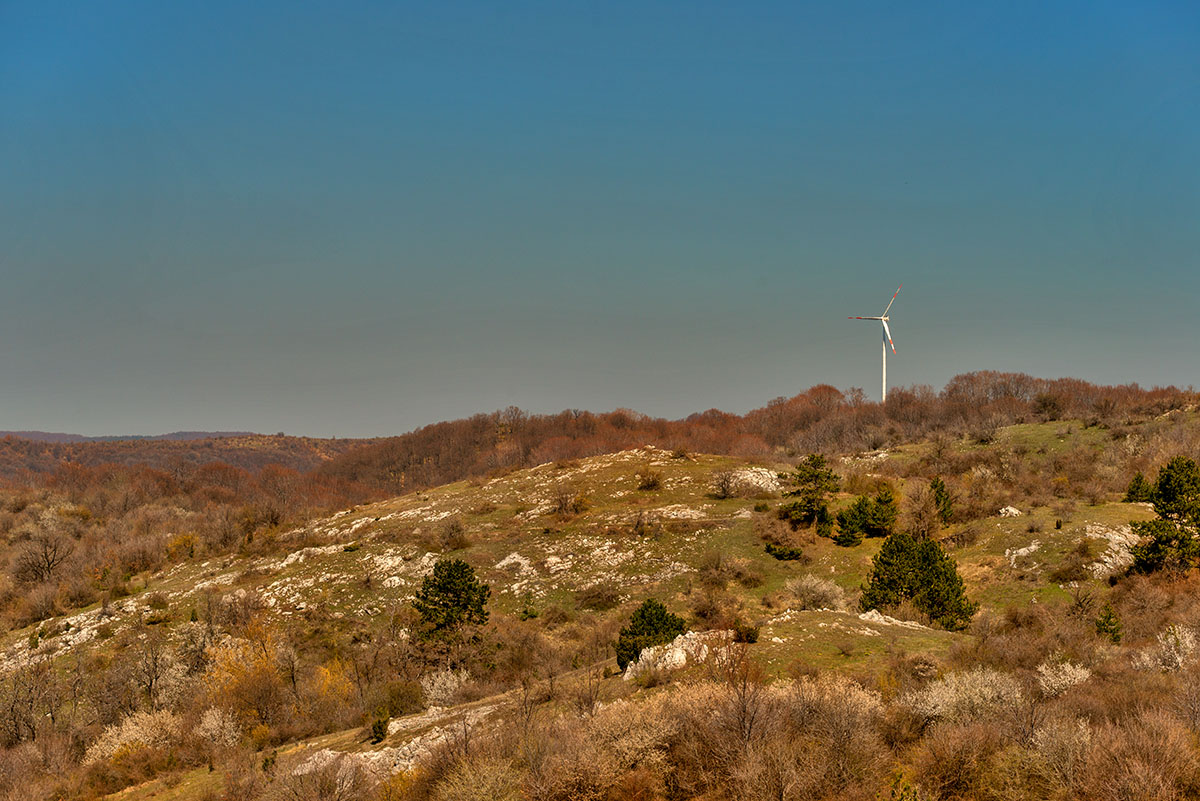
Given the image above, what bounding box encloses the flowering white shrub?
[1134,624,1197,672]
[1036,658,1091,697]
[903,667,1022,724]
[421,669,470,705]
[195,706,242,748]
[84,710,182,764]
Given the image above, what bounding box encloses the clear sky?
[2,2,1198,436]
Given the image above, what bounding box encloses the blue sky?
[1,2,1198,436]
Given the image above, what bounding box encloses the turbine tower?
[849,285,901,402]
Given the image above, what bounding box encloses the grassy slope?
[0,424,1163,798]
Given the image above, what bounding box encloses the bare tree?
[133,629,172,708]
[11,533,74,585]
[712,470,738,500]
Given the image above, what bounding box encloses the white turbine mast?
[849,285,901,402]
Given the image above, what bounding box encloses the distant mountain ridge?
[0,430,257,443]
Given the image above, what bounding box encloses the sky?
[1,1,1199,437]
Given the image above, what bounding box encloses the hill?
[0,431,257,444]
[0,433,377,478]
[0,401,1197,799]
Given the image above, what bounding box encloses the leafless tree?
[11,533,73,585]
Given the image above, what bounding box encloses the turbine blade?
[882,284,902,316]
[882,320,896,353]
[849,316,883,320]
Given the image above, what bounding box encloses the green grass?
[105,767,223,801]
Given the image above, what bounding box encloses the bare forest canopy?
[315,371,1194,495]
[0,431,258,444]
[0,372,1191,506]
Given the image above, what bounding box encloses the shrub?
[11,533,74,585]
[1134,624,1197,672]
[784,574,848,611]
[195,707,242,748]
[731,619,759,644]
[552,485,590,516]
[765,542,804,561]
[433,756,523,801]
[369,714,389,744]
[910,722,1002,800]
[636,467,663,491]
[421,669,470,705]
[438,518,471,551]
[712,470,738,499]
[903,667,1023,727]
[1078,711,1200,801]
[1035,658,1091,697]
[84,710,182,764]
[1032,717,1091,790]
[266,753,373,801]
[615,599,686,671]
[165,532,197,560]
[576,583,620,611]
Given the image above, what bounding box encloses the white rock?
[622,630,729,681]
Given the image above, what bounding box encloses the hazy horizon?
[3,2,1198,437]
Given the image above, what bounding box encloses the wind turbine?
[849,285,901,402]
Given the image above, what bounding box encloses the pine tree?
[867,485,899,537]
[615,599,687,670]
[412,559,491,638]
[834,485,898,546]
[777,454,840,529]
[1153,456,1200,523]
[1130,519,1200,574]
[1123,472,1155,503]
[860,532,977,630]
[1095,602,1122,643]
[930,477,954,524]
[835,495,874,543]
[1128,457,1200,575]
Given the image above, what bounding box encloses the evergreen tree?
[778,454,840,530]
[1152,456,1200,523]
[834,485,898,546]
[1128,457,1200,575]
[1123,472,1155,503]
[412,558,491,638]
[1130,518,1200,574]
[868,486,899,537]
[860,532,977,631]
[1095,602,1122,644]
[930,477,954,524]
[835,495,874,543]
[615,598,687,670]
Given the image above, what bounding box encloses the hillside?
[0,432,257,444]
[0,407,1194,800]
[0,433,377,478]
